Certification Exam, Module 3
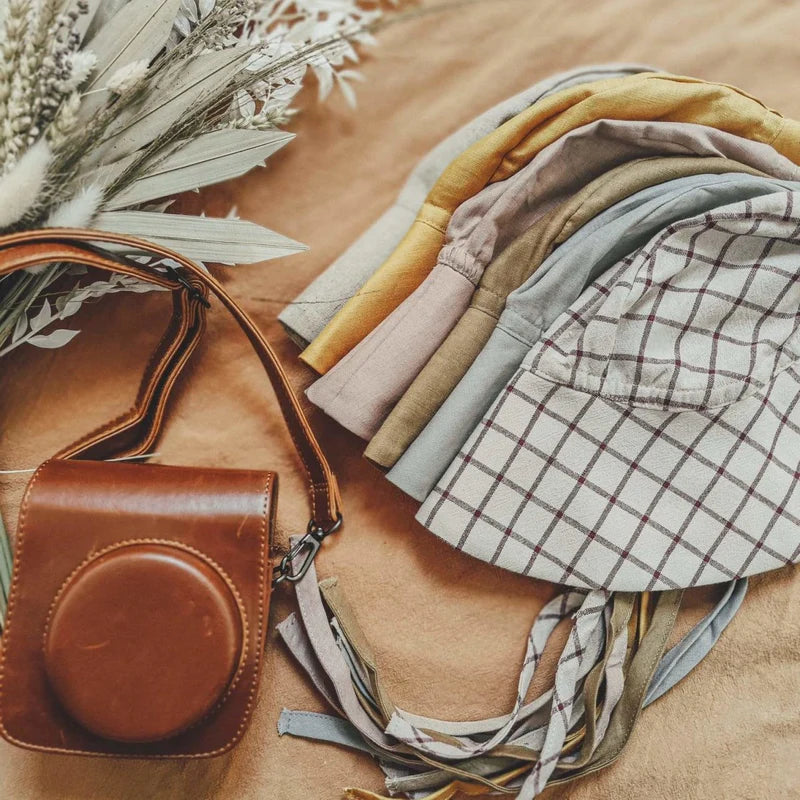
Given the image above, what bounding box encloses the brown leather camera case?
[0,230,342,758]
[2,460,275,757]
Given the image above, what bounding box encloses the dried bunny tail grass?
[0,138,52,229]
[64,50,97,92]
[104,59,150,94]
[45,183,103,227]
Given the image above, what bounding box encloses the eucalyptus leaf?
[313,61,335,100]
[104,129,294,210]
[86,47,253,168]
[30,299,52,333]
[57,296,84,319]
[235,90,256,118]
[338,74,357,110]
[173,13,191,37]
[27,329,81,349]
[79,0,183,121]
[179,0,198,23]
[95,211,307,264]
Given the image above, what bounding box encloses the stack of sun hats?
[279,64,800,798]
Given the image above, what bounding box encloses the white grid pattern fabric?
[419,190,800,590]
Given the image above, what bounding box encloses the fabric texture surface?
[278,63,654,348]
[366,149,798,468]
[300,70,800,375]
[421,189,800,590]
[390,170,800,501]
[2,2,800,798]
[307,120,800,441]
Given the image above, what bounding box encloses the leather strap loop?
[58,283,208,462]
[0,228,342,529]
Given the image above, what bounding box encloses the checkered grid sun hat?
[419,189,800,591]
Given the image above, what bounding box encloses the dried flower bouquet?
[0,0,385,356]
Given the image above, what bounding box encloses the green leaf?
[104,130,295,210]
[0,507,13,630]
[94,211,308,264]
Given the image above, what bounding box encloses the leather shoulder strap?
[0,229,342,530]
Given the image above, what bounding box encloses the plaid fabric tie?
[384,590,608,761]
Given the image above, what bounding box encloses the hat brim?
[419,363,800,590]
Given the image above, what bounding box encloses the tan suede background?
[2,1,800,797]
